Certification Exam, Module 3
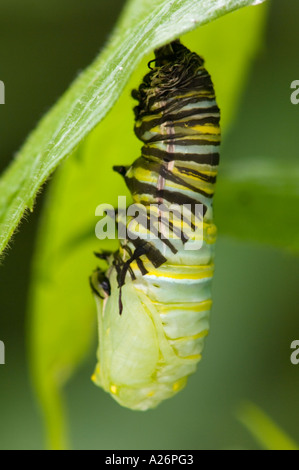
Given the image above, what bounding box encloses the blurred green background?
[0,0,299,450]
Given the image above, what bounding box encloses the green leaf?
[0,0,266,257]
[183,1,268,132]
[27,1,269,449]
[216,159,299,253]
[237,402,299,450]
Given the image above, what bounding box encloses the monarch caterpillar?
[90,40,220,410]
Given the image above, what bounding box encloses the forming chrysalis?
[90,40,220,410]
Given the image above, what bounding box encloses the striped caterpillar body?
[90,40,220,410]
